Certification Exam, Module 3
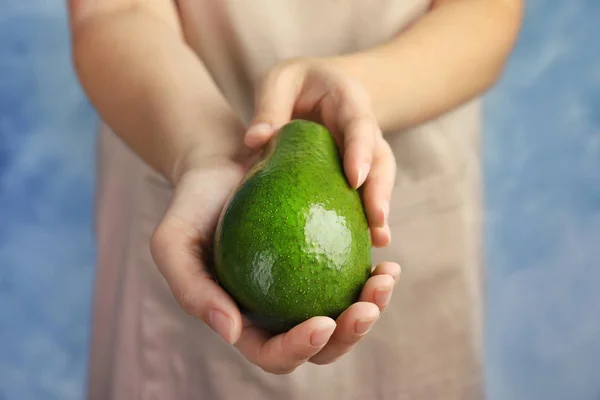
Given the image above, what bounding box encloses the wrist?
[326,47,405,134]
[169,114,250,185]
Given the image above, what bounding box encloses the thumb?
[150,165,246,345]
[150,213,243,345]
[245,66,303,148]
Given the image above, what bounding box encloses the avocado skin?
[213,119,372,334]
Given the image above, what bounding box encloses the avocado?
[213,119,372,333]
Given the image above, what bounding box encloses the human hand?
[245,58,396,248]
[150,147,400,374]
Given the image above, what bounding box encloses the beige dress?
[87,1,485,399]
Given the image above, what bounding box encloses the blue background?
[0,1,599,399]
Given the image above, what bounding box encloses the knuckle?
[282,333,319,361]
[293,347,318,361]
[261,364,296,375]
[375,133,390,151]
[262,60,300,88]
[340,78,372,106]
[172,286,202,317]
[150,225,168,255]
[373,125,384,141]
[332,82,351,100]
[376,138,397,169]
[343,136,361,153]
[280,348,311,364]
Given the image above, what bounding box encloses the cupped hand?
[150,155,400,374]
[150,58,399,374]
[245,58,397,248]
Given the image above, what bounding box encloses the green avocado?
[213,119,372,333]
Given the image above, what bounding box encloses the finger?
[342,116,378,189]
[235,317,336,374]
[358,274,396,311]
[310,263,399,365]
[331,82,378,189]
[309,302,380,365]
[151,214,243,345]
[361,137,396,240]
[246,65,303,149]
[150,166,246,345]
[371,225,391,248]
[371,261,402,284]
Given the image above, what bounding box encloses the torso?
[176,0,431,121]
[89,2,485,399]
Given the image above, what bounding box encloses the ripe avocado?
[213,119,372,333]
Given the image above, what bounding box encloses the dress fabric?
[87,1,485,399]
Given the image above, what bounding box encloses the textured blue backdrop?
[0,2,97,399]
[483,2,600,399]
[0,1,599,399]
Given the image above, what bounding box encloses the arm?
[68,0,243,184]
[244,0,522,252]
[69,0,401,373]
[331,0,524,134]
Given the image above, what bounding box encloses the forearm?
[332,0,523,133]
[70,5,243,183]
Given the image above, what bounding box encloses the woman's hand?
[150,145,400,375]
[245,58,396,248]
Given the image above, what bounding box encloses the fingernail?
[375,287,393,307]
[246,122,272,137]
[381,200,390,225]
[208,309,234,344]
[356,162,370,188]
[391,266,402,282]
[310,321,336,347]
[355,315,378,335]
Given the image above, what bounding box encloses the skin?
[68,0,523,375]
